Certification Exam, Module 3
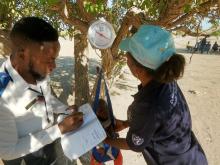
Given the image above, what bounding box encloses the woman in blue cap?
[104,25,208,165]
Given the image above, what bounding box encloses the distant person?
[193,41,200,52]
[212,42,219,52]
[104,25,208,165]
[200,36,207,54]
[204,42,211,54]
[186,41,193,52]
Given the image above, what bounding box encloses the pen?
[58,112,85,116]
[58,113,69,116]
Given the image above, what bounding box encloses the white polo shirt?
[0,58,67,160]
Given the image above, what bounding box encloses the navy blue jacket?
[126,80,208,165]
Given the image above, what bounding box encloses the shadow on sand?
[51,56,136,102]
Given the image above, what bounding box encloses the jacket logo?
[132,134,144,146]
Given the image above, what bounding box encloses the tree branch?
[0,29,11,57]
[76,0,95,22]
[219,0,220,13]
[166,0,219,29]
[157,0,190,27]
[50,0,89,33]
[203,25,220,34]
[110,7,143,58]
[170,26,205,36]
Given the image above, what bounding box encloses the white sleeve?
[0,100,62,160]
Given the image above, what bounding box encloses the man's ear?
[18,46,31,61]
[135,66,148,80]
[133,65,141,78]
[16,48,25,60]
[140,67,149,77]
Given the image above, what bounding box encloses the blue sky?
[202,18,212,30]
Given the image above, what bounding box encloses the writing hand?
[66,104,78,113]
[58,112,83,134]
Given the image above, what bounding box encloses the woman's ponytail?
[154,54,185,83]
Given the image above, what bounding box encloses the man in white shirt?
[0,17,83,165]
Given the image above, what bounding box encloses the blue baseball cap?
[119,25,176,70]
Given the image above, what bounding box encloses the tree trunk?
[0,30,11,57]
[74,33,90,106]
[218,0,220,13]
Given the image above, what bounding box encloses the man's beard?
[29,63,45,81]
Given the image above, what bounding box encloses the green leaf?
[184,4,191,13]
[89,5,95,13]
[100,4,104,11]
[38,0,46,5]
[47,0,59,5]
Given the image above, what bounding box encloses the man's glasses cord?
[40,86,51,123]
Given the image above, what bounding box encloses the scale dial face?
[88,20,116,49]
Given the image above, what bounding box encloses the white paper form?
[61,103,107,160]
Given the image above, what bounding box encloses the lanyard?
[27,86,51,123]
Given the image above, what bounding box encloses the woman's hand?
[66,104,78,113]
[104,137,112,144]
[104,137,130,150]
[114,119,129,132]
[96,147,105,156]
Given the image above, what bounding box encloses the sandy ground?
[0,36,220,165]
